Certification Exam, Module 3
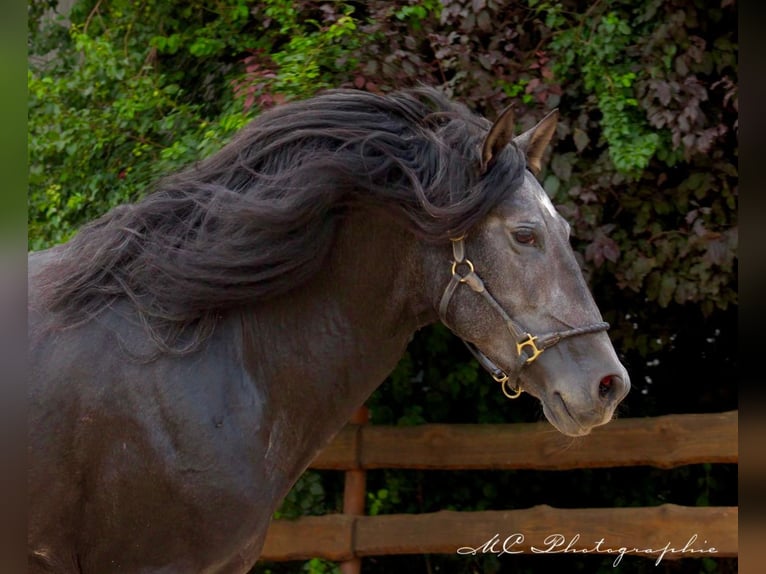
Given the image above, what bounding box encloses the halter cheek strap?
[438,237,610,399]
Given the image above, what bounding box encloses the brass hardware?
[501,378,523,399]
[451,258,475,281]
[516,334,543,364]
[492,371,523,399]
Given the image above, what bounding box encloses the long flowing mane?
[39,87,526,351]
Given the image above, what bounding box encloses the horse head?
[431,106,630,436]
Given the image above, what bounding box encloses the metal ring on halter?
[451,259,474,281]
[490,370,523,399]
[501,378,523,399]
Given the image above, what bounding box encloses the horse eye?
[513,229,536,245]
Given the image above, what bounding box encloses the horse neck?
[239,210,434,480]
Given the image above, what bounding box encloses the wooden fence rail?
[312,410,738,471]
[262,505,738,562]
[261,411,738,564]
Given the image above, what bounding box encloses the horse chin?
[540,399,593,437]
[521,378,595,437]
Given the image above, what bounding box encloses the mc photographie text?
[457,532,717,566]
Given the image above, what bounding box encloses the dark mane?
[40,86,526,351]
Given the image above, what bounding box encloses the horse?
[28,87,630,572]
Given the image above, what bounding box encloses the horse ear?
[480,105,515,173]
[512,108,559,176]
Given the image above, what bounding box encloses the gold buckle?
[516,334,543,364]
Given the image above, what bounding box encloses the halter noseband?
[438,236,610,399]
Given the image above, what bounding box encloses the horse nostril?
[598,374,629,404]
[598,375,613,398]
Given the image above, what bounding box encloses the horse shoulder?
[28,300,277,571]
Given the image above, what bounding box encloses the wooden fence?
[261,410,738,567]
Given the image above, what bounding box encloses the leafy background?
[28,0,737,572]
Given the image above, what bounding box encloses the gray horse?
[28,88,629,572]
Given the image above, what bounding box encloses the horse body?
[29,213,428,572]
[28,88,629,572]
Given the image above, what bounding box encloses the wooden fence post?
[340,406,369,574]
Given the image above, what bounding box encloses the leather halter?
[438,237,610,399]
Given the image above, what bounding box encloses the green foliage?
[242,1,362,102]
[541,0,736,321]
[301,558,339,574]
[392,0,443,30]
[272,471,330,520]
[547,8,659,175]
[258,556,339,574]
[28,1,254,250]
[28,0,362,250]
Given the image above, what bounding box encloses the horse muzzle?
[532,366,631,436]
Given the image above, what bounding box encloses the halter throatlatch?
[439,236,610,399]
